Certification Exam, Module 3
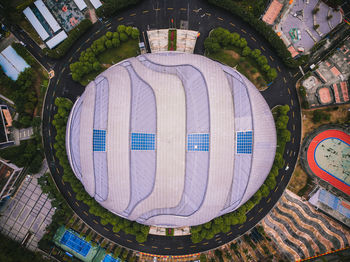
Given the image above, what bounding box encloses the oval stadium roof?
[66,52,277,227]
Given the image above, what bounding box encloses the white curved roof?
[66,52,276,227]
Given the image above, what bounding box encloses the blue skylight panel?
[236,131,253,154]
[188,133,209,151]
[131,133,155,150]
[93,129,106,152]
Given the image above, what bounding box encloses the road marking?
[294,72,299,77]
[283,77,287,83]
[61,179,65,185]
[277,66,281,72]
[84,211,88,216]
[288,88,291,94]
[164,247,171,250]
[93,220,98,224]
[104,227,110,232]
[239,225,244,229]
[127,239,132,242]
[142,10,149,13]
[106,22,111,27]
[251,36,256,42]
[180,8,187,11]
[56,167,60,173]
[130,13,136,16]
[205,13,211,16]
[138,243,144,246]
[167,7,173,10]
[77,47,81,52]
[108,25,112,29]
[289,150,293,157]
[154,8,161,11]
[249,216,254,222]
[274,186,279,192]
[292,137,295,144]
[261,45,265,51]
[202,242,209,245]
[68,191,72,196]
[267,197,271,203]
[190,245,196,248]
[230,22,235,27]
[258,208,263,213]
[291,99,294,106]
[115,234,120,237]
[177,246,184,249]
[227,232,232,235]
[217,17,223,21]
[241,29,247,33]
[118,17,124,21]
[293,124,295,131]
[269,55,274,61]
[215,237,221,241]
[152,246,158,249]
[68,57,73,63]
[282,174,285,180]
[292,111,295,118]
[75,202,79,206]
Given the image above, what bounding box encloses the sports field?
[307,129,350,195]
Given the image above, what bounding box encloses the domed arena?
[66,52,276,227]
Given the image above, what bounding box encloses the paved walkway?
[0,160,54,251]
[263,190,350,261]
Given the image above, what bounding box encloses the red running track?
[307,129,350,195]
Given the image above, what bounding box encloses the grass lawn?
[98,39,139,64]
[79,39,139,86]
[207,49,268,91]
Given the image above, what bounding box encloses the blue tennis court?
[60,230,91,257]
[236,131,253,154]
[103,254,121,262]
[187,133,209,151]
[131,133,155,150]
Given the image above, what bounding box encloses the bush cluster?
[168,29,177,51]
[12,43,36,66]
[96,0,142,17]
[70,25,139,82]
[299,85,310,109]
[52,97,149,243]
[206,0,309,68]
[312,109,330,123]
[190,105,291,243]
[37,172,73,251]
[205,27,277,81]
[45,19,93,59]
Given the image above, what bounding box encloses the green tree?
[120,32,128,42]
[242,46,251,56]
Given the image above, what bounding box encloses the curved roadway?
[11,0,302,255]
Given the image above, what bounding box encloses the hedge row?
[45,19,92,59]
[190,105,291,243]
[70,25,139,82]
[206,0,309,68]
[96,0,142,18]
[205,27,278,81]
[52,97,149,243]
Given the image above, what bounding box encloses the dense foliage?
[0,118,43,173]
[0,233,47,262]
[96,0,143,17]
[52,98,149,243]
[190,105,291,243]
[70,25,139,83]
[45,19,92,59]
[206,0,309,68]
[205,27,278,81]
[38,172,73,251]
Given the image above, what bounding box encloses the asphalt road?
[13,0,302,255]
